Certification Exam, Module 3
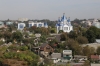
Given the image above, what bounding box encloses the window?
[64,27,68,30]
[20,24,24,28]
[34,24,37,27]
[29,24,32,27]
[38,24,42,27]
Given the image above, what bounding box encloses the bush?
[4,52,16,59]
[0,41,4,45]
[19,46,28,51]
[8,45,18,50]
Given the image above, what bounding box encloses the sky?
[0,0,100,20]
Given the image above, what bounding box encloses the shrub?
[19,46,28,51]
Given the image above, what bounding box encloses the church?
[56,14,73,33]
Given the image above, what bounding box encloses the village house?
[39,43,54,57]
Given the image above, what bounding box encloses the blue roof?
[58,18,61,22]
[67,18,70,22]
[61,14,67,22]
[56,23,61,26]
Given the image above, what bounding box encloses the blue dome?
[67,18,70,22]
[58,18,61,22]
[56,23,61,26]
[61,14,67,22]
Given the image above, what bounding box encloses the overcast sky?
[0,0,100,20]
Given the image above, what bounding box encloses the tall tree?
[83,45,95,56]
[66,39,83,55]
[96,46,100,55]
[85,30,96,43]
[76,36,88,44]
[68,31,78,40]
[60,32,68,41]
[12,31,23,42]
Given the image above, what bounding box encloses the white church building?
[56,14,73,33]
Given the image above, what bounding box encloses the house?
[96,39,100,43]
[63,50,72,61]
[91,55,100,61]
[50,53,61,63]
[28,21,48,28]
[0,22,5,28]
[73,55,87,63]
[6,22,13,25]
[40,43,54,57]
[46,36,55,41]
[91,64,100,66]
[18,23,26,30]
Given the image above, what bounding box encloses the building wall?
[91,64,100,66]
[28,21,47,28]
[18,23,26,30]
[0,22,5,28]
[63,50,72,60]
[18,18,28,22]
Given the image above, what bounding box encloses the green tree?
[76,36,88,44]
[60,32,68,41]
[85,30,96,43]
[82,45,95,56]
[83,60,90,66]
[89,26,100,38]
[3,31,12,43]
[68,31,78,40]
[40,27,49,35]
[96,46,100,55]
[43,58,53,66]
[40,35,46,42]
[12,31,23,42]
[19,46,28,51]
[66,39,83,55]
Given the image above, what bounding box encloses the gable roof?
[51,53,61,59]
[40,43,48,48]
[91,55,99,60]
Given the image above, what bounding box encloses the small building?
[0,22,5,28]
[6,22,13,25]
[63,50,72,61]
[40,43,54,57]
[18,23,26,30]
[51,53,61,63]
[91,55,100,61]
[91,64,100,66]
[92,22,100,28]
[96,39,100,43]
[28,21,48,28]
[18,18,28,22]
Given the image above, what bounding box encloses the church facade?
[56,14,73,33]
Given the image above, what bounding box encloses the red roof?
[91,55,99,60]
[53,44,57,47]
